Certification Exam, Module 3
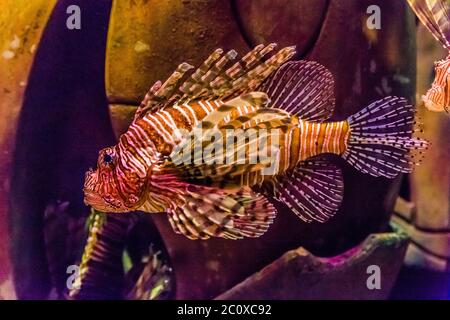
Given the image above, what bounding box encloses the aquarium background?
[0,0,448,300]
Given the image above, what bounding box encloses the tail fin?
[342,96,429,178]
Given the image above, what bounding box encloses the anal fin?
[259,157,344,223]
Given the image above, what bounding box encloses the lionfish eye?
[103,154,113,164]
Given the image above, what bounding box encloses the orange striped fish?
[83,44,428,240]
[408,0,450,113]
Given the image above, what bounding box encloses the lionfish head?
[83,146,146,213]
[423,56,450,112]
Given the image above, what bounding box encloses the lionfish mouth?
[83,188,99,205]
[83,188,118,212]
[83,168,105,208]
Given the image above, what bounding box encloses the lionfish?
[84,44,428,240]
[408,0,450,113]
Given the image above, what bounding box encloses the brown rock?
[217,223,409,300]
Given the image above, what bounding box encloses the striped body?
[423,54,450,112]
[232,120,349,187]
[125,100,225,157]
[280,120,349,167]
[122,101,349,166]
[118,100,349,192]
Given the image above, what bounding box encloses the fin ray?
[166,185,276,240]
[408,0,450,49]
[133,44,297,119]
[258,157,344,223]
[258,60,335,122]
[343,96,429,178]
